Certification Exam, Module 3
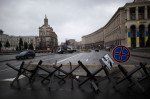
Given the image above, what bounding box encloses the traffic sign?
[112,46,130,63]
[101,54,114,70]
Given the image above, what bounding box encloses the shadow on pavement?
[0,76,150,99]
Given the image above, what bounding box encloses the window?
[130,7,136,20]
[138,6,145,20]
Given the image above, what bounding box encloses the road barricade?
[27,62,150,78]
[5,60,150,93]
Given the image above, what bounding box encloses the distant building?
[76,41,82,50]
[0,30,10,50]
[20,36,38,50]
[81,0,150,49]
[82,27,104,50]
[60,39,78,50]
[0,16,58,51]
[0,29,38,51]
[67,39,77,49]
[39,15,58,52]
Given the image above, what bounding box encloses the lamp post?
[120,25,122,45]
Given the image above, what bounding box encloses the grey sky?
[0,0,133,43]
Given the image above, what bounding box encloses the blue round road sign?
[112,46,130,63]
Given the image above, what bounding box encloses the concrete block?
[26,62,150,78]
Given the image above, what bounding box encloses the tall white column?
[136,7,139,20]
[127,8,130,20]
[145,6,148,19]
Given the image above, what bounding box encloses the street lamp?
[120,25,122,45]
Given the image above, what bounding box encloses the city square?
[0,0,150,99]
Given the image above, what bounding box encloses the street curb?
[0,53,54,63]
[106,50,150,59]
[131,54,150,59]
[0,59,16,62]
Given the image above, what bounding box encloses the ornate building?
[126,0,150,47]
[81,0,150,49]
[39,15,58,51]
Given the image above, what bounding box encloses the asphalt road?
[0,51,150,99]
[0,50,150,80]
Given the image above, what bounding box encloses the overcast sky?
[0,0,133,44]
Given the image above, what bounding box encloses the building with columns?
[126,0,150,48]
[81,0,150,49]
[82,27,104,50]
[39,15,58,51]
[0,30,37,51]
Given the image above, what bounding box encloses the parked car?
[95,49,99,52]
[16,50,35,60]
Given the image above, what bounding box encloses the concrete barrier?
[26,62,150,78]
